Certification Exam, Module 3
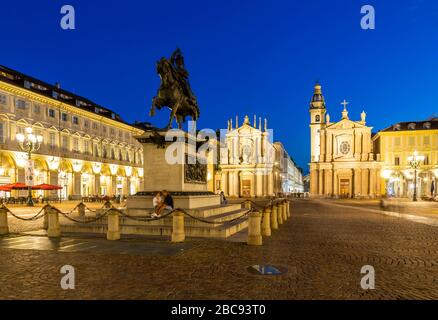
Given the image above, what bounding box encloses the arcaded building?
[0,65,144,200]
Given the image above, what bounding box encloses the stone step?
[126,203,243,218]
[60,214,249,239]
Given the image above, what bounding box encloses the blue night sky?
[1,0,437,172]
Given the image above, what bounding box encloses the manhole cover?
[246,265,286,275]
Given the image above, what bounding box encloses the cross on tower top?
[341,99,349,110]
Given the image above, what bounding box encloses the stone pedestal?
[129,129,220,210]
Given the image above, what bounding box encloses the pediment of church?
[326,119,367,130]
[228,123,262,136]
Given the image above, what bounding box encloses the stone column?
[361,168,369,197]
[221,172,228,195]
[354,168,361,198]
[326,134,333,162]
[126,178,131,196]
[310,169,318,196]
[376,169,382,196]
[256,173,263,197]
[318,169,324,195]
[369,169,376,198]
[268,173,274,196]
[73,172,82,198]
[94,174,101,195]
[325,169,333,197]
[111,175,117,196]
[270,205,278,230]
[319,132,326,162]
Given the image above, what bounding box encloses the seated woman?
[151,191,164,218]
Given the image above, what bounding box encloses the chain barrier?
[2,205,47,221]
[53,206,114,224]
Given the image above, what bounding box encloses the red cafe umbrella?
[32,184,63,190]
[2,182,29,190]
[0,185,12,192]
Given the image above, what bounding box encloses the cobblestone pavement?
[0,199,437,300]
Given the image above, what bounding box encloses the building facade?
[373,118,438,198]
[215,115,303,197]
[309,83,382,198]
[0,65,144,200]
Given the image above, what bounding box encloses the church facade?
[216,115,303,197]
[309,83,382,198]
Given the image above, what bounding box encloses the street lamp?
[407,151,424,202]
[16,127,43,206]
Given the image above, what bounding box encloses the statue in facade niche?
[150,48,200,129]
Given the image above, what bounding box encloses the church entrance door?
[242,180,251,197]
[340,179,350,198]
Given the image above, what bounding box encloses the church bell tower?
[309,82,326,163]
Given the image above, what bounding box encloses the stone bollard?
[77,202,86,218]
[247,210,262,246]
[282,201,288,221]
[43,206,48,230]
[171,210,185,243]
[270,205,278,230]
[47,206,61,238]
[107,209,121,241]
[244,199,251,210]
[287,201,291,218]
[261,206,271,237]
[0,205,9,235]
[104,200,112,209]
[277,203,283,225]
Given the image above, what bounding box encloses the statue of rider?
[170,48,196,104]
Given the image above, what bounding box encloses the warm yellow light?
[381,169,392,179]
[0,167,5,176]
[137,168,144,178]
[110,164,118,176]
[25,127,33,134]
[16,133,24,142]
[92,162,102,174]
[125,166,132,177]
[48,157,60,171]
[72,161,83,173]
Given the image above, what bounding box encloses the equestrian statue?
[150,48,200,129]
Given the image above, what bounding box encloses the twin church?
[309,83,382,198]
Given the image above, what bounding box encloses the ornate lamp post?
[16,127,43,206]
[407,151,424,202]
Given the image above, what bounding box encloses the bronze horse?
[150,53,200,129]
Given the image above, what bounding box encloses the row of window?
[392,135,435,147]
[0,93,132,141]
